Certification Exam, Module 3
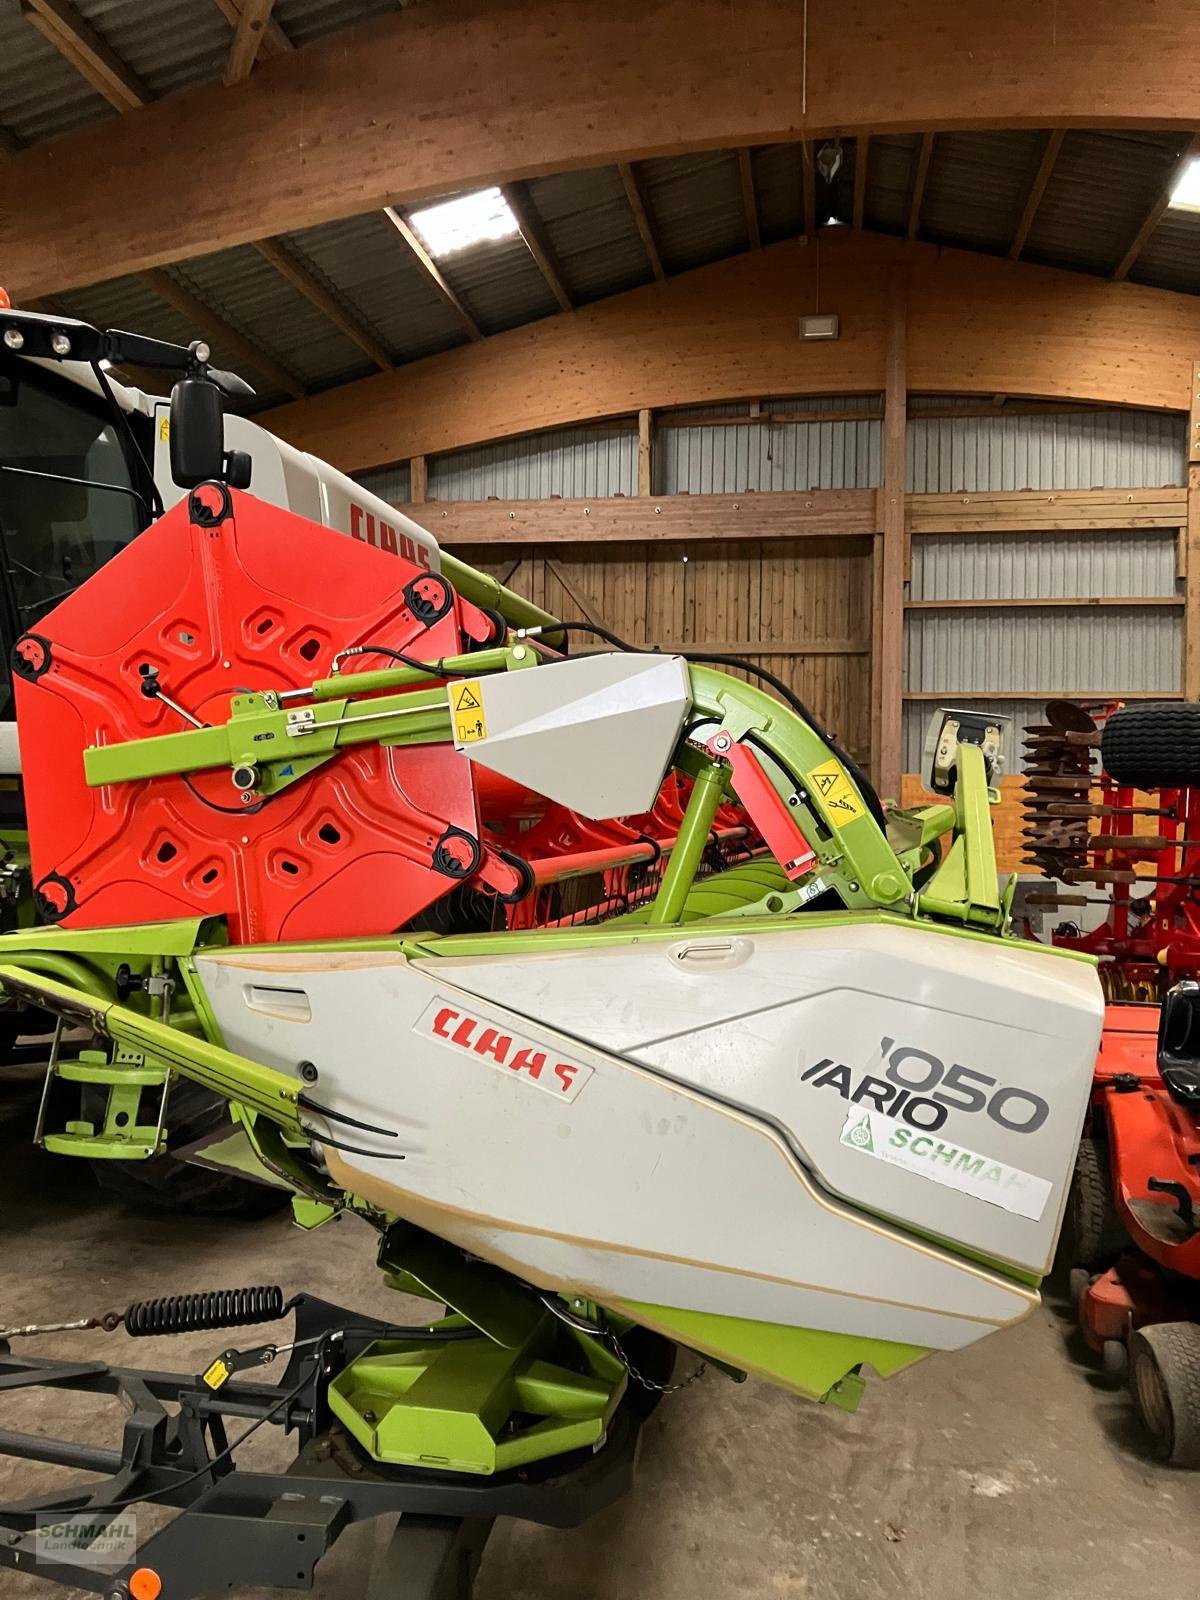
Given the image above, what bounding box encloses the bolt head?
[50,331,71,356]
[3,328,23,350]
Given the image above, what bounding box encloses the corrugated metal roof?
[437,231,559,336]
[273,0,402,47]
[78,0,229,99]
[1023,130,1187,277]
[54,270,197,365]
[284,212,468,365]
[0,0,113,146]
[0,0,401,147]
[636,150,748,274]
[1130,207,1200,296]
[169,245,373,394]
[862,135,922,234]
[750,143,805,243]
[524,166,652,305]
[919,131,1045,256]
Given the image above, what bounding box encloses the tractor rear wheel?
[1101,702,1200,789]
[1129,1322,1200,1467]
[1062,1135,1128,1269]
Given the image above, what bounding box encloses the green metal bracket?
[327,1310,626,1475]
[916,741,1004,929]
[686,666,912,912]
[378,1221,548,1350]
[42,1046,168,1160]
[0,963,305,1132]
[80,647,535,796]
[647,758,728,924]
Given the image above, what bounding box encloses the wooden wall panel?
[455,535,875,764]
[267,235,1200,473]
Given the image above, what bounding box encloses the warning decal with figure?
[449,679,489,744]
[806,759,865,828]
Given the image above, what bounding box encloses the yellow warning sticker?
[807,759,865,828]
[450,679,488,744]
[201,1357,231,1392]
[158,416,170,442]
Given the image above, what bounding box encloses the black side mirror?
[1158,982,1200,1104]
[169,377,225,489]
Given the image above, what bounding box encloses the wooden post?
[410,455,428,505]
[1185,361,1200,699]
[874,268,908,796]
[637,409,653,496]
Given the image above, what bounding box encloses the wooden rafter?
[21,0,341,391]
[1113,133,1200,281]
[224,0,278,85]
[853,134,870,230]
[382,208,484,341]
[501,182,573,312]
[737,148,761,249]
[802,142,817,241]
[1008,129,1065,260]
[210,0,291,59]
[251,239,394,372]
[21,0,150,113]
[618,162,666,283]
[138,267,306,400]
[907,132,934,240]
[14,1,1200,298]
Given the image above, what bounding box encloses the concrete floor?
[2,1086,1199,1600]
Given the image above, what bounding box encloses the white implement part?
[194,923,1101,1381]
[429,920,1103,1276]
[0,723,20,775]
[449,653,691,819]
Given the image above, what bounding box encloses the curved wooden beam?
[7,0,1200,299]
[261,232,1200,474]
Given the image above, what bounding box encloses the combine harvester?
[0,308,1105,1599]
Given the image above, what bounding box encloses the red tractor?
[1022,701,1200,1465]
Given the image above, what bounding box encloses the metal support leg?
[31,1017,65,1147]
[647,760,728,925]
[368,1515,494,1600]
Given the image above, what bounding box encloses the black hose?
[337,644,477,679]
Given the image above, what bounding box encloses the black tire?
[1061,1135,1128,1269]
[84,1077,288,1219]
[1101,702,1200,790]
[1129,1322,1200,1467]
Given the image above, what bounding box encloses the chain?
[605,1326,707,1395]
[539,1294,705,1395]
